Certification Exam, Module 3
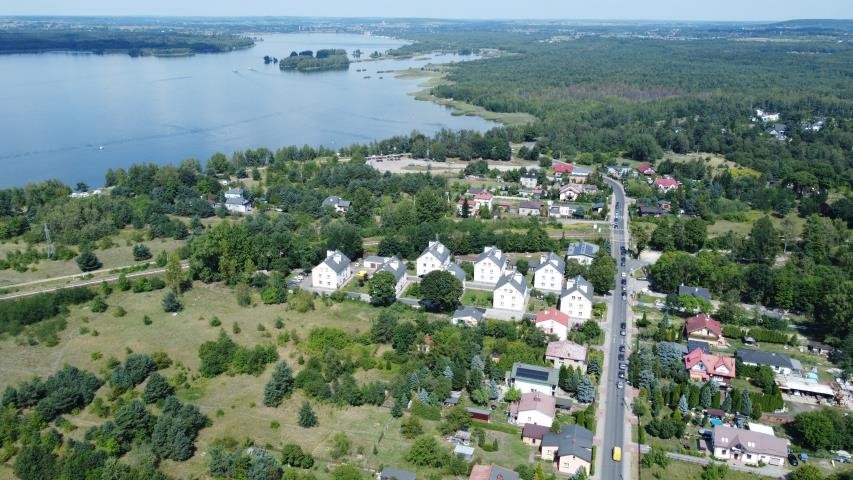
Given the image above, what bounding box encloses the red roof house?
[685,314,722,342]
[553,162,574,175]
[636,162,655,175]
[535,308,572,340]
[654,178,680,192]
[684,348,736,383]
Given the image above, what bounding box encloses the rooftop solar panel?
[517,367,550,382]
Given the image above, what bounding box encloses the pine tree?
[162,291,183,312]
[678,394,689,414]
[298,401,317,428]
[740,389,752,417]
[586,357,601,376]
[461,198,470,218]
[263,361,294,407]
[143,372,174,403]
[700,383,713,409]
[576,376,595,403]
[76,248,102,272]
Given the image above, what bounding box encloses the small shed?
[466,407,491,422]
[707,408,725,419]
[454,444,475,462]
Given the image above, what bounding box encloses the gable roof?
[475,246,506,269]
[635,162,654,174]
[518,200,542,210]
[566,242,599,259]
[509,362,559,387]
[561,276,593,303]
[654,178,680,189]
[469,465,519,480]
[684,348,736,378]
[225,187,245,197]
[545,340,587,362]
[713,425,789,459]
[474,191,494,201]
[495,272,528,296]
[510,392,556,417]
[541,424,594,462]
[225,197,251,206]
[685,314,721,336]
[322,196,350,208]
[679,285,711,301]
[446,263,467,283]
[452,307,485,321]
[736,349,795,370]
[320,250,351,273]
[687,340,711,354]
[536,308,570,328]
[522,423,552,441]
[659,341,689,355]
[378,256,406,282]
[380,467,416,480]
[534,252,565,275]
[553,162,574,174]
[420,241,451,264]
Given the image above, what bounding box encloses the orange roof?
[475,192,494,201]
[535,308,570,328]
[685,314,721,336]
[654,178,680,188]
[684,348,736,379]
[554,163,574,174]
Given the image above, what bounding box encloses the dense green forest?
[279,49,350,72]
[0,28,254,56]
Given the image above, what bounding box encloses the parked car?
[617,381,624,389]
[620,330,626,336]
[788,454,799,466]
[618,345,626,352]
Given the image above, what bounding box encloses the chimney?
[513,272,523,283]
[326,250,335,258]
[484,246,491,253]
[429,240,437,249]
[539,255,546,265]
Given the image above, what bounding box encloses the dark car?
[788,454,799,466]
[618,345,626,352]
[621,322,626,329]
[618,353,625,361]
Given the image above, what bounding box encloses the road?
[600,176,630,480]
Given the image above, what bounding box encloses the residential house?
[493,272,529,312]
[553,162,574,179]
[509,392,556,427]
[565,242,599,265]
[736,349,799,375]
[507,362,559,396]
[474,246,508,285]
[548,204,577,219]
[545,340,588,370]
[533,252,565,293]
[657,200,672,211]
[467,407,492,422]
[518,200,543,217]
[684,348,736,384]
[363,255,389,272]
[808,341,833,356]
[379,467,416,480]
[679,285,711,302]
[654,178,680,193]
[766,123,788,141]
[311,250,352,290]
[417,241,451,276]
[474,191,495,210]
[685,314,724,344]
[559,276,594,321]
[322,196,351,214]
[522,424,551,447]
[520,172,539,189]
[637,204,668,217]
[754,109,780,123]
[223,188,252,214]
[540,424,594,476]
[712,425,788,467]
[535,308,572,341]
[451,307,485,327]
[469,465,519,480]
[687,340,711,354]
[635,162,655,176]
[377,256,407,297]
[568,166,591,184]
[446,263,467,287]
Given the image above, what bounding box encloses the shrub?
[263,361,294,407]
[90,296,108,313]
[298,401,317,428]
[132,244,152,261]
[162,291,182,312]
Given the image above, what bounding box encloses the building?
[458,191,496,215]
[466,407,491,422]
[637,204,668,217]
[545,340,588,369]
[520,172,539,189]
[755,109,781,123]
[568,166,591,184]
[311,250,352,290]
[559,183,599,201]
[540,424,594,476]
[808,341,833,356]
[363,255,389,272]
[535,308,572,341]
[685,314,724,344]
[379,467,416,480]
[635,162,655,175]
[736,349,798,375]
[322,196,351,214]
[548,204,578,219]
[509,392,556,427]
[746,423,776,436]
[469,465,519,480]
[565,242,599,265]
[679,285,711,302]
[533,252,565,293]
[712,424,789,467]
[553,162,574,178]
[377,256,407,297]
[454,444,475,462]
[474,246,508,285]
[518,200,542,217]
[684,348,736,384]
[654,178,680,193]
[493,272,529,312]
[222,188,252,214]
[507,362,559,396]
[687,340,711,354]
[522,424,551,447]
[559,276,593,321]
[776,375,836,401]
[451,307,485,327]
[417,241,451,276]
[446,263,467,287]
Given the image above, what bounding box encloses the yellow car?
[612,446,622,462]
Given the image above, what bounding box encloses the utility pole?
[43,223,55,259]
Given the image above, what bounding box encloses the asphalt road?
[602,177,629,480]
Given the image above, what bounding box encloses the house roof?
[322,196,350,207]
[707,408,726,418]
[380,467,416,480]
[534,252,565,276]
[636,162,654,173]
[561,276,593,303]
[566,242,599,259]
[225,197,250,206]
[510,392,556,417]
[454,444,475,457]
[495,272,528,296]
[713,425,789,459]
[446,263,467,283]
[553,162,574,174]
[420,241,451,264]
[684,348,736,379]
[364,255,388,265]
[475,191,494,201]
[546,340,587,362]
[466,187,485,195]
[518,200,542,210]
[452,306,485,321]
[466,407,491,416]
[225,187,244,196]
[679,285,711,301]
[541,424,594,462]
[654,178,680,189]
[475,246,506,269]
[469,465,519,480]
[637,204,668,216]
[378,256,406,282]
[736,349,794,370]
[687,340,711,354]
[536,308,571,328]
[509,362,559,387]
[571,166,591,176]
[522,423,552,441]
[521,172,538,179]
[685,314,722,336]
[321,250,351,273]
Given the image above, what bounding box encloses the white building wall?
[536,320,568,341]
[534,265,564,292]
[512,410,553,427]
[493,284,525,312]
[559,294,592,321]
[513,379,553,396]
[474,260,504,284]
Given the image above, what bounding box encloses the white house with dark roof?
[545,340,588,369]
[507,362,559,396]
[322,196,351,214]
[712,425,788,467]
[445,263,467,287]
[565,242,599,265]
[377,256,407,297]
[223,188,252,214]
[518,200,542,216]
[509,392,556,427]
[533,252,565,293]
[540,424,594,476]
[493,272,529,312]
[559,276,593,321]
[417,241,451,276]
[736,348,799,375]
[311,250,352,290]
[474,246,507,285]
[520,172,539,189]
[451,307,485,327]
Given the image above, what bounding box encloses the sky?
[1,0,851,22]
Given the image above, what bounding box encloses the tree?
[162,291,183,312]
[626,134,662,162]
[330,432,351,459]
[739,389,752,417]
[345,187,375,226]
[76,248,102,272]
[721,393,732,413]
[515,259,529,275]
[143,372,174,403]
[392,322,418,354]
[415,188,448,222]
[401,416,424,439]
[132,244,152,261]
[332,465,362,480]
[701,462,729,480]
[790,465,824,480]
[576,376,595,403]
[298,401,317,428]
[587,253,616,294]
[165,252,183,293]
[368,271,397,306]
[371,310,398,343]
[419,270,463,311]
[790,410,837,451]
[586,357,601,376]
[406,436,448,468]
[460,198,471,218]
[678,394,689,414]
[14,444,57,480]
[263,361,294,407]
[700,382,713,409]
[741,216,780,264]
[631,222,652,256]
[504,387,521,402]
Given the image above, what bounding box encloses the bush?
[90,296,108,313]
[143,372,174,403]
[162,291,182,312]
[112,306,127,317]
[298,401,317,428]
[401,416,424,439]
[132,244,152,261]
[76,249,102,272]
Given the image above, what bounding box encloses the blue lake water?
[0,33,495,188]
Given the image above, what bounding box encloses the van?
[612,446,622,462]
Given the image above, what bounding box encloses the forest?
[279,49,350,72]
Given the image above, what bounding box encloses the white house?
[535,308,572,341]
[565,242,599,265]
[507,362,559,396]
[223,188,252,214]
[754,109,781,123]
[509,392,556,427]
[451,307,485,327]
[533,252,565,293]
[311,250,352,290]
[541,425,594,476]
[545,340,588,369]
[493,272,529,312]
[548,204,578,219]
[446,263,467,288]
[712,425,788,467]
[474,246,507,285]
[416,241,451,276]
[559,276,593,321]
[322,196,351,214]
[517,200,542,217]
[559,184,599,202]
[377,256,407,297]
[520,172,539,189]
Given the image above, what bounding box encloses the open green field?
[708,210,805,238]
[642,458,765,480]
[462,289,494,308]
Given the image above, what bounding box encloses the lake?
[0,33,495,188]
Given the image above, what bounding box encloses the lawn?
[642,458,765,480]
[462,289,494,308]
[708,210,804,239]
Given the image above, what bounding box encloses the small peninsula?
[278,49,350,72]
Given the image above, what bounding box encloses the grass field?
[642,459,766,480]
[707,210,805,238]
[462,289,494,308]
